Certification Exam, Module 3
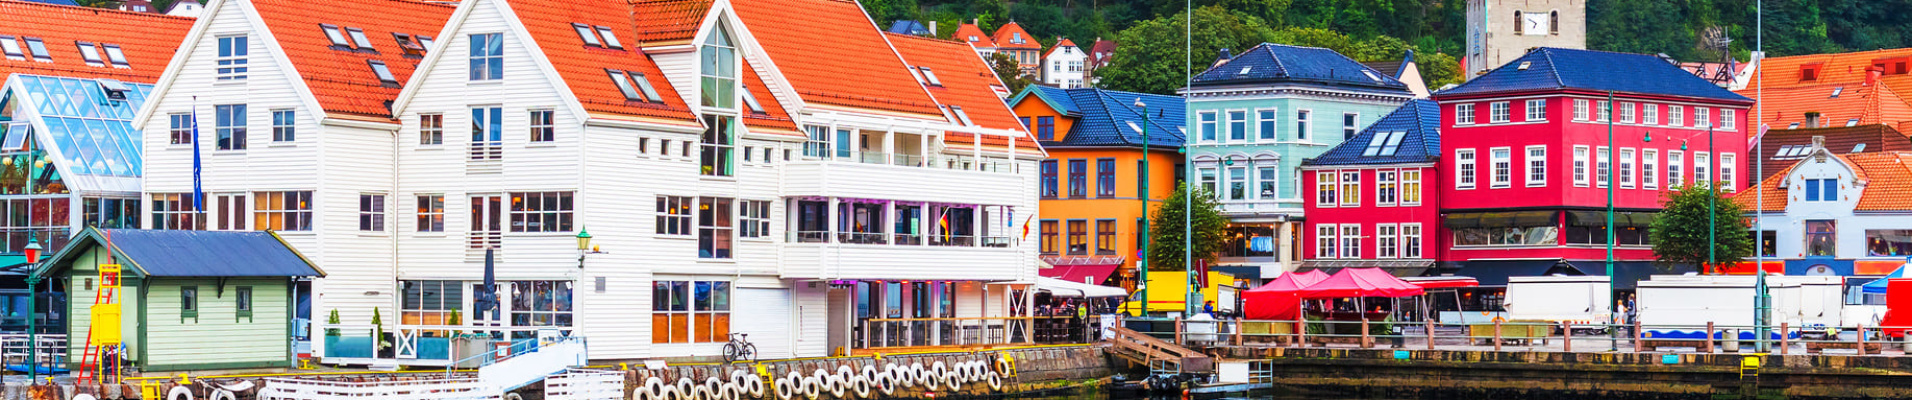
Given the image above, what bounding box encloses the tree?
[1146,187,1228,272]
[1095,6,1277,94]
[989,52,1035,94]
[1416,51,1461,89]
[1650,184,1754,270]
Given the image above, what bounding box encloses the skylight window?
[907,66,924,83]
[631,72,663,102]
[0,36,22,61]
[595,26,623,49]
[1854,143,1868,153]
[1832,86,1845,98]
[23,37,50,62]
[1517,61,1531,70]
[1362,70,1381,81]
[394,33,426,57]
[741,83,765,113]
[417,36,436,49]
[1788,122,1800,129]
[102,44,128,68]
[573,23,601,47]
[919,67,942,86]
[321,24,350,47]
[368,60,398,86]
[346,27,376,50]
[608,69,641,100]
[1848,118,1861,126]
[1379,131,1407,155]
[949,106,973,126]
[1238,66,1252,75]
[1361,132,1390,156]
[75,42,104,67]
[1126,121,1142,133]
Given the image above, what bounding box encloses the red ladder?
[75,283,116,384]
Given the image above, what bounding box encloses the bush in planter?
[1368,316,1395,337]
[325,309,341,337]
[372,307,391,352]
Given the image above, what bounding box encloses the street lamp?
[1135,98,1151,317]
[575,228,604,269]
[23,236,41,381]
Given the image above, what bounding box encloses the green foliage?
[371,307,387,349]
[1096,6,1277,95]
[989,53,1035,94]
[325,309,341,337]
[1649,185,1754,267]
[1416,51,1461,89]
[1146,186,1228,272]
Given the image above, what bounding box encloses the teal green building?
[1181,44,1415,278]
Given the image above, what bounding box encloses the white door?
[732,288,791,359]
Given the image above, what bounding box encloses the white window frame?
[1619,148,1636,189]
[1597,100,1611,122]
[1376,224,1399,259]
[1198,111,1218,143]
[1226,109,1248,142]
[1455,148,1477,189]
[1620,102,1636,123]
[1722,109,1737,130]
[1525,99,1546,121]
[216,35,248,81]
[1456,103,1476,125]
[1340,224,1362,259]
[1694,151,1711,188]
[1400,170,1422,206]
[1401,223,1423,259]
[1668,105,1684,127]
[1342,112,1359,139]
[1525,145,1546,187]
[1596,146,1610,188]
[1316,224,1338,259]
[1489,147,1512,188]
[1315,171,1337,208]
[1573,99,1589,121]
[1490,101,1510,123]
[1295,109,1312,140]
[1375,169,1397,206]
[1695,107,1711,128]
[1643,104,1659,125]
[1255,108,1278,142]
[1572,145,1590,187]
[1720,153,1737,191]
[1339,171,1361,207]
[1668,150,1685,187]
[1643,149,1659,189]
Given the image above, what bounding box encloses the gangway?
[259,333,592,400]
[1106,327,1213,373]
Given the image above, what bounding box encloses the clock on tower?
[1522,11,1549,36]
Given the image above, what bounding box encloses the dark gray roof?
[1303,99,1441,166]
[1011,85,1186,148]
[1192,43,1410,93]
[35,228,323,279]
[1435,48,1752,103]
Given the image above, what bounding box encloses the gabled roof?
[1361,50,1414,78]
[1042,38,1076,59]
[1753,82,1912,131]
[1014,85,1184,148]
[949,23,994,49]
[1436,48,1752,103]
[253,0,453,120]
[1755,124,1912,180]
[731,0,942,117]
[1741,48,1912,94]
[989,22,1038,50]
[629,0,710,45]
[739,58,798,135]
[513,0,694,121]
[33,228,324,280]
[1086,39,1115,67]
[1304,99,1441,166]
[1737,150,1912,212]
[0,0,193,83]
[1192,43,1409,93]
[885,33,1036,150]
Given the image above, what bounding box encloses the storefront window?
[509,280,572,327]
[1866,229,1912,256]
[1221,225,1275,258]
[1806,220,1835,256]
[401,280,464,327]
[1454,226,1558,246]
[1759,231,1778,257]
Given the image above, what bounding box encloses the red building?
[1425,48,1754,288]
[1300,99,1443,276]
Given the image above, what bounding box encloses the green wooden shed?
[30,228,324,373]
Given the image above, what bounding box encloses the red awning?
[1039,264,1118,285]
[1403,276,1479,289]
[1296,268,1426,299]
[1241,270,1331,320]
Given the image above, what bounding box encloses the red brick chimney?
[1867,66,1885,86]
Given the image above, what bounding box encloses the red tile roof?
[885,33,1037,152]
[0,0,192,83]
[949,23,994,49]
[1042,38,1076,59]
[989,22,1038,50]
[1735,149,1912,212]
[513,0,694,122]
[739,58,798,135]
[630,0,709,46]
[730,0,942,117]
[253,0,453,120]
[1741,48,1912,128]
[1747,81,1912,130]
[1755,124,1912,180]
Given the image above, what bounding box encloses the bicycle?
[723,332,757,363]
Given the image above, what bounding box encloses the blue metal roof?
[1192,43,1409,93]
[1436,48,1753,103]
[1014,85,1186,148]
[5,74,151,178]
[34,229,323,279]
[1303,99,1441,166]
[886,20,932,36]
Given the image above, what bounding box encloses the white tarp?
[1035,276,1128,298]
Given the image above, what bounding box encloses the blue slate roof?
[1303,99,1442,166]
[1436,48,1752,103]
[34,228,324,279]
[1192,43,1409,93]
[886,20,932,36]
[1011,85,1186,148]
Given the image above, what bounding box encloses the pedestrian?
[1203,300,1215,317]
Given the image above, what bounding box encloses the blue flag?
[191,100,203,212]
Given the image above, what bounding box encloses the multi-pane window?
[697,197,732,259]
[1375,170,1397,205]
[1295,110,1310,140]
[1228,111,1247,141]
[700,25,737,108]
[1035,116,1055,141]
[1455,149,1476,189]
[1456,103,1475,124]
[1694,151,1711,188]
[738,200,770,238]
[652,281,728,343]
[1315,224,1337,259]
[1342,113,1358,139]
[1572,145,1590,187]
[1489,147,1512,188]
[470,195,503,251]
[217,36,248,80]
[1525,99,1545,121]
[1257,109,1277,140]
[1401,224,1423,258]
[1400,170,1422,205]
[1694,107,1711,128]
[359,194,386,231]
[253,191,313,231]
[1339,171,1360,206]
[1198,111,1217,142]
[1619,148,1636,189]
[416,195,445,232]
[1722,109,1737,130]
[1228,168,1248,201]
[169,113,193,144]
[1596,147,1610,188]
[1805,178,1839,201]
[1525,145,1546,187]
[1668,105,1684,127]
[1096,158,1116,197]
[84,198,143,230]
[1597,100,1611,122]
[1489,102,1510,123]
[1667,150,1685,187]
[1038,220,1058,254]
[510,281,573,327]
[150,193,203,230]
[700,115,735,176]
[1720,153,1737,191]
[655,196,692,235]
[1067,159,1087,198]
[1573,99,1589,121]
[1066,219,1087,255]
[510,192,573,232]
[213,194,246,231]
[1095,219,1117,254]
[529,110,554,142]
[181,286,197,317]
[1643,104,1659,125]
[419,114,443,145]
[1199,169,1216,197]
[214,104,246,150]
[1376,224,1398,259]
[1619,102,1635,123]
[471,106,502,159]
[469,33,503,81]
[1642,149,1659,189]
[1256,166,1277,199]
[400,280,463,325]
[1315,171,1337,207]
[1339,224,1361,259]
[1806,220,1836,256]
[271,110,295,142]
[1039,160,1058,198]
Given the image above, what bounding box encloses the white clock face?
[1522,12,1549,36]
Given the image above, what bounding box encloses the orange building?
[1009,86,1185,289]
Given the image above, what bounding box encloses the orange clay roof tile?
[730,0,943,117]
[1736,150,1912,212]
[740,57,798,135]
[513,0,694,121]
[253,0,453,120]
[630,0,709,45]
[886,32,1037,151]
[0,0,193,83]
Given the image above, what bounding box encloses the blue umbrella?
[475,248,499,320]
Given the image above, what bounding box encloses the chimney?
[1867,66,1884,86]
[928,21,937,36]
[1812,135,1826,150]
[972,18,979,25]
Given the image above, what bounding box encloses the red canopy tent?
[1402,276,1480,289]
[1296,268,1426,299]
[1241,270,1330,320]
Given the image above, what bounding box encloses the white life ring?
[875,370,896,396]
[505,392,525,400]
[705,377,726,400]
[745,372,766,398]
[911,363,930,387]
[168,385,196,400]
[74,394,99,400]
[929,361,948,387]
[774,376,797,400]
[850,374,871,399]
[644,377,668,400]
[887,364,909,388]
[677,378,699,400]
[835,365,855,392]
[800,375,822,400]
[822,370,846,398]
[920,366,940,391]
[986,371,1003,392]
[942,369,960,389]
[860,365,878,384]
[658,384,682,400]
[254,387,281,400]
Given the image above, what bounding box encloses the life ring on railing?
[835,365,856,391]
[962,361,980,383]
[659,383,683,400]
[644,377,668,400]
[705,377,727,400]
[774,375,797,400]
[994,357,1013,375]
[745,371,766,398]
[823,369,847,399]
[168,385,197,400]
[987,371,1003,392]
[910,363,929,387]
[800,375,822,400]
[943,368,961,389]
[887,363,908,388]
[851,374,872,399]
[210,389,236,400]
[874,369,896,396]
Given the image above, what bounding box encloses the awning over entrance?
[1561,260,1697,289]
[1034,276,1128,298]
[1299,259,1433,277]
[1443,211,1554,228]
[1450,259,1585,287]
[1038,264,1119,285]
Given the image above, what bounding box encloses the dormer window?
[1800,64,1820,81]
[76,42,104,67]
[700,23,737,109]
[1012,32,1022,44]
[367,60,398,87]
[346,27,375,50]
[573,23,601,47]
[103,44,128,68]
[0,36,23,61]
[595,26,623,49]
[321,24,350,47]
[24,37,50,62]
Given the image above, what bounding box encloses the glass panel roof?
[11,75,149,177]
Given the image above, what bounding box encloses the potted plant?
[322,309,342,357]
[372,307,394,358]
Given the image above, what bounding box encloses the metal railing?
[0,333,66,371]
[1115,316,1912,356]
[837,232,888,244]
[791,231,829,243]
[929,235,975,247]
[855,316,1089,349]
[316,324,574,365]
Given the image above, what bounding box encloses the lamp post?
[1605,92,1617,351]
[1184,138,1199,318]
[1135,99,1151,317]
[24,236,41,382]
[576,228,603,269]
